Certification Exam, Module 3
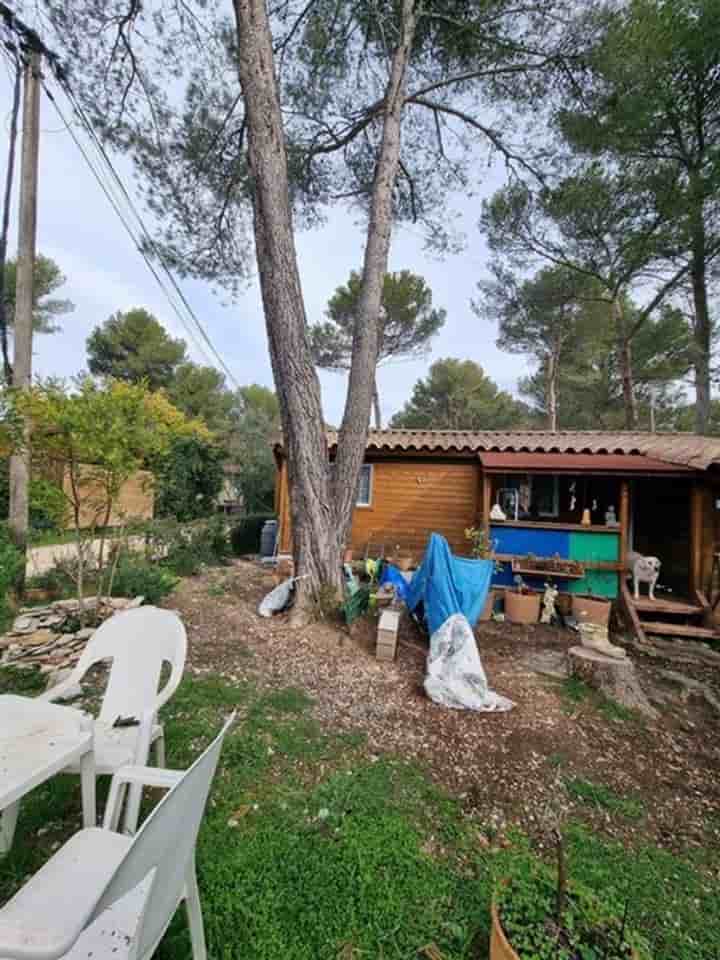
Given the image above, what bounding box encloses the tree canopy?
[86,308,187,390]
[2,255,74,337]
[167,362,235,434]
[309,269,445,426]
[390,358,530,431]
[228,384,281,514]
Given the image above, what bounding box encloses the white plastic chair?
[0,713,234,960]
[39,606,187,832]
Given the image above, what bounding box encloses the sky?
[0,67,533,428]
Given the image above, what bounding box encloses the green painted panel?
[568,570,618,599]
[569,531,620,563]
[568,532,620,598]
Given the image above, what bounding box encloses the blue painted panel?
[490,525,571,589]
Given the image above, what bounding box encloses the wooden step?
[634,597,704,617]
[641,620,718,641]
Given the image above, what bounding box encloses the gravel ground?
[168,559,720,853]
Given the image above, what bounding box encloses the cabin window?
[357,464,373,506]
[499,474,559,518]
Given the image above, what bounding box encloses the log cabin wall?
[276,456,480,557]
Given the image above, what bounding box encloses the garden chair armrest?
[0,919,85,960]
[103,764,183,831]
[35,673,83,703]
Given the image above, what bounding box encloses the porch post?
[690,480,703,595]
[619,480,629,566]
[482,471,491,539]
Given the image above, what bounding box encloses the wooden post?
[619,480,629,566]
[482,471,492,539]
[8,48,41,585]
[690,481,703,595]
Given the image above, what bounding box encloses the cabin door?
[631,477,692,596]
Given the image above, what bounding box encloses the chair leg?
[79,750,97,828]
[154,730,166,768]
[122,781,143,836]
[184,862,207,960]
[0,801,20,855]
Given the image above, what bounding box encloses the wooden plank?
[693,588,714,630]
[490,519,619,533]
[619,480,629,568]
[642,620,718,641]
[482,471,492,539]
[620,581,647,644]
[633,597,703,616]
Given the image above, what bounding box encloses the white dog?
[626,550,661,600]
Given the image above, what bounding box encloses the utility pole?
[8,46,41,580]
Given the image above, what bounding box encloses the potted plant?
[491,829,650,960]
[464,526,502,620]
[504,575,541,624]
[572,588,611,627]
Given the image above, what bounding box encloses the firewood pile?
[0,596,144,675]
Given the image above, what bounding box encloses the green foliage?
[310,269,446,371]
[230,514,276,556]
[167,363,235,433]
[0,521,23,602]
[564,777,644,821]
[86,308,187,389]
[0,461,67,534]
[111,556,178,604]
[3,254,74,335]
[228,386,280,514]
[391,358,532,430]
[0,665,45,695]
[152,434,226,522]
[496,856,651,960]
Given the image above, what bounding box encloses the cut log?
[567,645,658,719]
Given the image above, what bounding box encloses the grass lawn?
[1,670,718,959]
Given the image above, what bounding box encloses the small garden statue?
[540,582,558,624]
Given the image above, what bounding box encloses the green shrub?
[0,523,23,598]
[111,557,178,604]
[231,514,275,555]
[496,856,651,960]
[152,435,226,522]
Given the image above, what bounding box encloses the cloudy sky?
[1,68,532,427]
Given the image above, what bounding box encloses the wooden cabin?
[274,429,720,642]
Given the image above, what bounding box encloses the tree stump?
[567,646,658,719]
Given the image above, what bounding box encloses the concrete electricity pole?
[8,46,41,574]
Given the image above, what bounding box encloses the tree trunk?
[233,0,417,619]
[613,295,637,429]
[0,57,21,383]
[690,226,711,435]
[372,378,382,429]
[332,0,418,549]
[232,0,341,618]
[546,347,559,432]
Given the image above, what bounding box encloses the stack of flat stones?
[0,596,143,676]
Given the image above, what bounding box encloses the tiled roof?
[324,429,720,470]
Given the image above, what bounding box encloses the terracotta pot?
[491,898,639,960]
[555,592,572,617]
[343,548,354,564]
[490,902,518,960]
[479,589,496,622]
[505,590,540,624]
[572,594,611,627]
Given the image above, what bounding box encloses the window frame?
[531,474,560,518]
[356,463,374,508]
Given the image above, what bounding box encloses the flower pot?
[504,590,540,624]
[572,594,611,627]
[343,548,354,564]
[479,589,496,622]
[490,901,519,960]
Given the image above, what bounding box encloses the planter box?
[572,594,611,627]
[490,902,518,960]
[505,590,540,625]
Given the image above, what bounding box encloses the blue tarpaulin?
[405,533,493,635]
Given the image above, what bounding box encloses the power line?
[49,75,240,388]
[0,7,240,388]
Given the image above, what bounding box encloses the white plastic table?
[0,694,96,854]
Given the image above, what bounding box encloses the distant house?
[274,428,720,642]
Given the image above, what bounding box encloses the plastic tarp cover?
[258,578,294,617]
[405,533,494,635]
[425,613,514,712]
